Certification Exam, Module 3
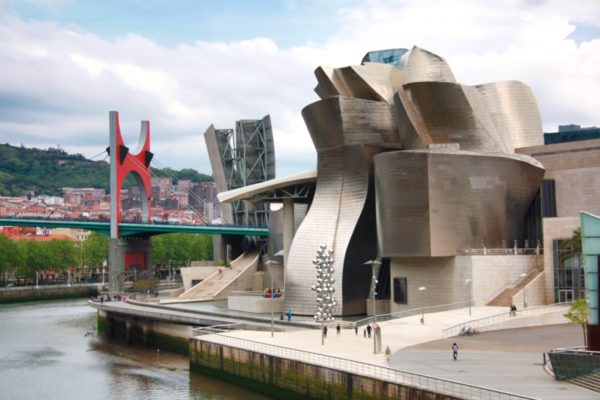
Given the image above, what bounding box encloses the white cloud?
[0,0,599,179]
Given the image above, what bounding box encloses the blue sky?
[0,0,599,177]
[8,1,360,48]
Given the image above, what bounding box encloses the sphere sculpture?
[311,244,336,344]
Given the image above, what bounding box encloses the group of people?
[509,304,518,316]
[322,323,342,337]
[263,287,282,298]
[98,293,131,304]
[279,309,293,321]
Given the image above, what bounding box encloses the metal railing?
[457,248,543,256]
[193,324,244,335]
[549,347,600,356]
[442,303,569,338]
[355,301,470,328]
[0,282,101,291]
[193,332,538,400]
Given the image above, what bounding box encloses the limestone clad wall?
[389,255,543,314]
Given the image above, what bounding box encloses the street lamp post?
[418,286,427,324]
[520,272,527,308]
[265,259,280,338]
[465,279,472,316]
[364,259,381,355]
[312,244,336,346]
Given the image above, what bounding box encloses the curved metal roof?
[217,169,317,203]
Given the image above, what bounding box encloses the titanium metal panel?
[476,81,544,150]
[402,81,505,153]
[284,145,375,316]
[302,96,400,150]
[314,64,395,103]
[375,149,545,257]
[403,46,456,84]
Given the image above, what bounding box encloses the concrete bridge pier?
[108,237,153,293]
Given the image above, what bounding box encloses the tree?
[17,240,48,278]
[151,233,213,267]
[0,234,24,277]
[82,233,108,267]
[560,228,582,263]
[564,298,588,347]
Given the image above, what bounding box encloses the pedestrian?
[280,312,284,321]
[385,346,392,363]
[355,326,358,336]
[366,324,372,338]
[363,328,366,338]
[287,309,293,322]
[452,342,459,361]
[323,325,328,337]
[336,323,341,336]
[100,296,103,305]
[513,304,518,316]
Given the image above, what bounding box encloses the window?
[393,277,407,304]
[541,180,557,217]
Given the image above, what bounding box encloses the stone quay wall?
[0,286,98,304]
[189,338,460,400]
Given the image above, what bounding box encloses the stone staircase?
[487,267,543,306]
[569,371,600,393]
[178,251,259,301]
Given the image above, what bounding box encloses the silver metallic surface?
[403,46,456,84]
[204,124,234,223]
[204,116,275,226]
[219,46,546,316]
[374,149,544,257]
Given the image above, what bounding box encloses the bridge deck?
[0,218,269,237]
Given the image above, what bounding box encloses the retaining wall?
[0,286,98,304]
[190,338,460,400]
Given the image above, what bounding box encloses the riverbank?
[0,285,98,304]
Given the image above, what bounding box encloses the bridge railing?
[193,332,538,400]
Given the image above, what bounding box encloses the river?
[0,298,271,400]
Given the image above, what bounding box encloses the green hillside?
[0,143,212,197]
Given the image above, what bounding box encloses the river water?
[0,298,271,400]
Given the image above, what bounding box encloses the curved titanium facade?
[284,96,397,316]
[279,45,545,316]
[374,149,545,257]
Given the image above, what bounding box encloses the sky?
[0,0,599,178]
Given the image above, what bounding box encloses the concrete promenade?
[92,299,597,399]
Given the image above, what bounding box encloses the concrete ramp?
[177,251,260,301]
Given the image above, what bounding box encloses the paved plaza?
[198,305,597,400]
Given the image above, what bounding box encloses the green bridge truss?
[0,218,270,237]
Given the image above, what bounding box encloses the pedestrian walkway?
[396,323,594,400]
[199,307,595,399]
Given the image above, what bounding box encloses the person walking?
[336,323,341,336]
[323,325,328,337]
[452,342,459,361]
[287,309,293,322]
[366,324,372,338]
[355,326,358,336]
[385,346,392,364]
